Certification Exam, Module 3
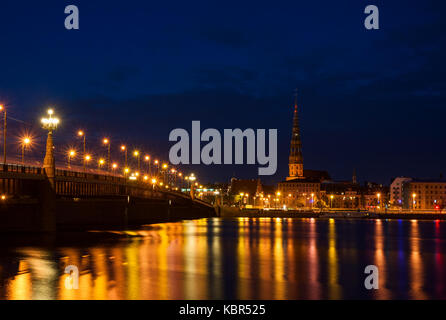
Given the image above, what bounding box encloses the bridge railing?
[0,162,215,206]
[0,163,43,175]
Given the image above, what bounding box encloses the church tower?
[286,92,304,180]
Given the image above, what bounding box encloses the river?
[0,217,445,299]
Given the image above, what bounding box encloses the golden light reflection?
[409,220,426,299]
[374,220,390,299]
[0,219,443,300]
[328,219,341,299]
[307,218,320,299]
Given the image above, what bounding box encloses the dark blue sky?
[0,0,445,184]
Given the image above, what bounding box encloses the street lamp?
[412,193,416,210]
[21,137,31,165]
[377,193,381,211]
[154,159,159,176]
[330,194,334,208]
[112,162,118,173]
[151,178,157,190]
[0,104,6,164]
[133,150,140,171]
[77,130,86,170]
[121,145,127,168]
[103,138,110,171]
[188,173,196,199]
[68,149,76,169]
[311,193,315,209]
[162,163,168,183]
[84,154,91,170]
[41,108,60,189]
[98,158,105,169]
[144,155,151,175]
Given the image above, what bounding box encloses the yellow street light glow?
[103,138,109,144]
[151,178,157,184]
[99,158,105,165]
[1,195,6,200]
[85,155,91,161]
[154,159,159,164]
[135,172,139,176]
[144,155,150,161]
[178,173,182,177]
[69,150,76,157]
[112,163,118,169]
[23,137,31,145]
[41,109,60,130]
[121,145,126,150]
[133,150,139,157]
[124,167,130,173]
[162,163,168,169]
[0,105,3,111]
[276,191,281,196]
[144,175,148,180]
[330,195,334,199]
[78,130,84,136]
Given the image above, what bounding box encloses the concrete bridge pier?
[40,130,56,232]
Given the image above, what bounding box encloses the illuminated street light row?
[0,106,195,194]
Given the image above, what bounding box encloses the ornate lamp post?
[41,109,60,187]
[40,108,59,232]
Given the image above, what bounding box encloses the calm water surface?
[0,218,445,299]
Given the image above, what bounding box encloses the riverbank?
[217,206,446,220]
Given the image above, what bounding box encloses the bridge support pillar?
[41,131,56,232]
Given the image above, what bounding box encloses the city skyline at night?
[1,1,446,307]
[0,1,445,184]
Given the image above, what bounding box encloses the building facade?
[390,177,412,206]
[402,179,446,210]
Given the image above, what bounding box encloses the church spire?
[287,90,304,180]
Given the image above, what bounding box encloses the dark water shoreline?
[221,208,446,220]
[0,217,445,300]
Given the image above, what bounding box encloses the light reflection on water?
[0,218,445,300]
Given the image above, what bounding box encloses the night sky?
[0,1,445,185]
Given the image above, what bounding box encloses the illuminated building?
[402,179,446,210]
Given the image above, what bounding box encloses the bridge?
[0,163,216,232]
